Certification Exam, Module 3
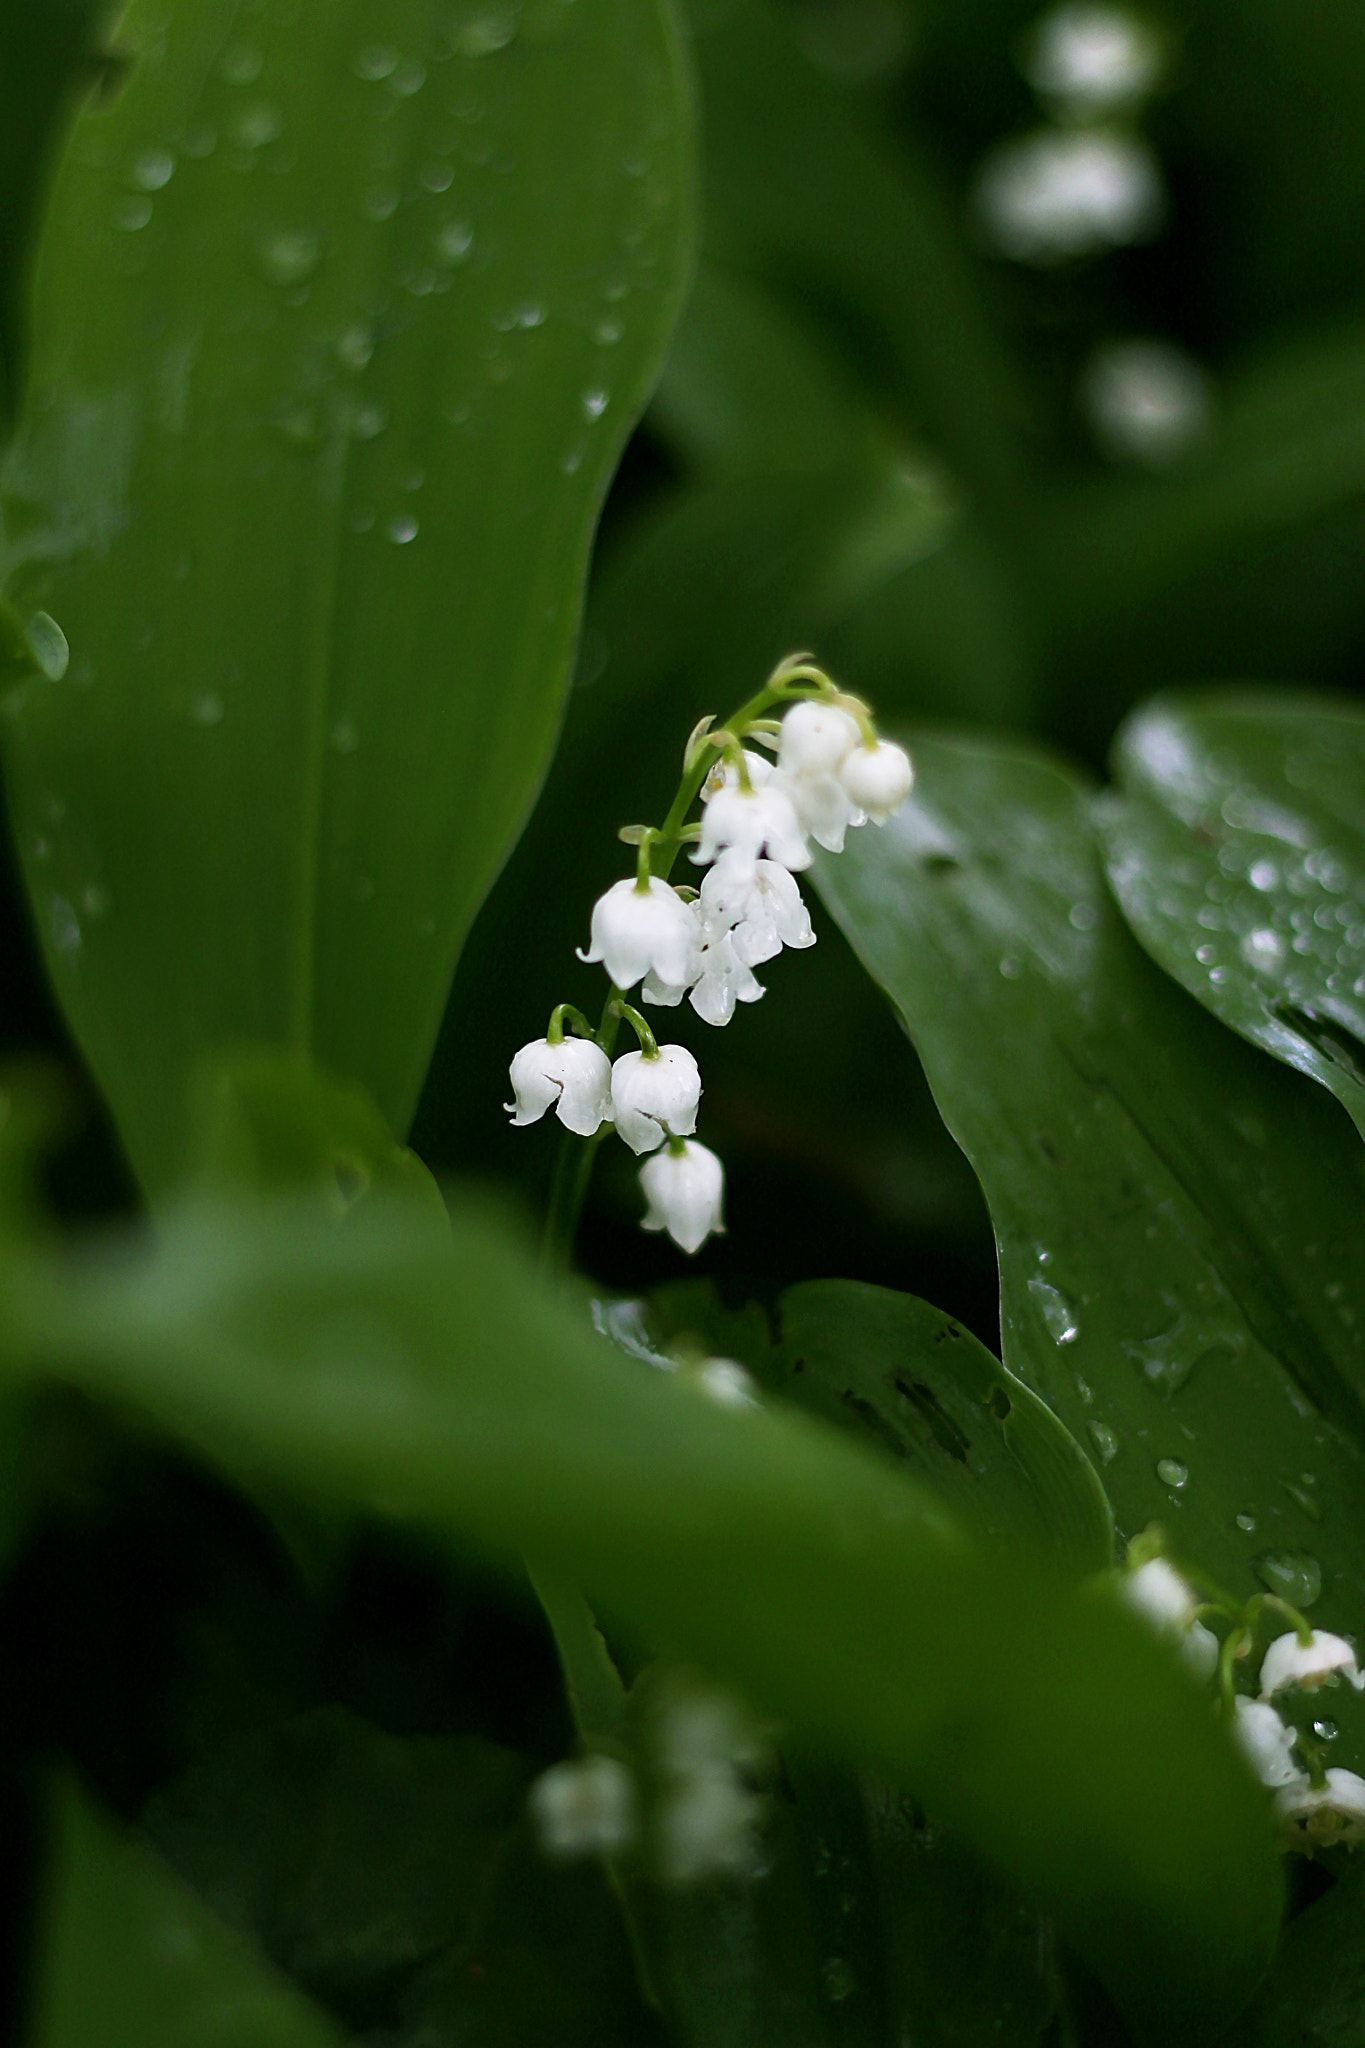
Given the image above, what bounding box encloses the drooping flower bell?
[506,1037,613,1138]
[693,751,811,876]
[610,1045,702,1155]
[688,926,766,1027]
[700,854,816,968]
[1118,1556,1218,1680]
[1260,1630,1365,1697]
[1232,1698,1302,1789]
[639,1139,725,1254]
[579,877,702,994]
[838,738,915,823]
[1274,1769,1365,1850]
[529,1754,636,1857]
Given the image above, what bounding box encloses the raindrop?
[362,184,400,222]
[112,196,153,232]
[822,1957,855,2003]
[560,444,584,475]
[998,954,1022,979]
[1281,1480,1323,1523]
[1087,1420,1119,1465]
[581,387,609,421]
[421,160,454,192]
[258,229,320,285]
[191,691,224,726]
[389,58,427,95]
[1028,1278,1079,1344]
[1236,1512,1257,1533]
[435,219,474,264]
[387,513,418,544]
[26,613,69,680]
[1314,1719,1339,1742]
[330,719,358,753]
[129,148,174,191]
[595,317,623,344]
[349,507,376,533]
[182,124,217,159]
[1157,1457,1188,1490]
[1241,927,1285,971]
[1254,1550,1322,1608]
[449,14,517,56]
[336,322,374,371]
[1069,899,1097,931]
[31,838,50,864]
[351,400,389,439]
[49,896,81,957]
[80,883,110,919]
[400,465,424,491]
[352,44,399,80]
[233,103,284,150]
[219,42,264,84]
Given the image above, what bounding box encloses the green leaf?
[649,1276,1112,1575]
[815,733,1365,1676]
[28,1771,345,2048]
[1102,690,1365,1142]
[0,0,694,1194]
[0,1158,1281,2040]
[1242,1862,1365,2048]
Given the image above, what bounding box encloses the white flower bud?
[700,854,816,968]
[776,700,861,778]
[773,764,862,853]
[529,1754,636,1857]
[1121,1557,1198,1631]
[1259,1631,1365,1698]
[1274,1769,1365,1851]
[691,1358,759,1409]
[639,1140,725,1254]
[656,1769,758,1885]
[694,775,810,876]
[689,928,765,1027]
[505,1037,613,1138]
[976,127,1163,264]
[1232,1698,1302,1789]
[838,739,914,823]
[1024,6,1162,117]
[1183,1620,1219,1683]
[579,877,702,994]
[610,1045,701,1155]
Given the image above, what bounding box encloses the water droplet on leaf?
[1254,1550,1322,1608]
[26,613,69,680]
[1028,1278,1078,1344]
[1156,1457,1188,1490]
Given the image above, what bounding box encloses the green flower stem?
[609,1000,658,1059]
[547,1001,596,1045]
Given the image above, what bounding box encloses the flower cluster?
[1118,1532,1365,1852]
[505,658,913,1255]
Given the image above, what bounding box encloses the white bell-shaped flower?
[640,1140,725,1254]
[640,902,703,1008]
[772,763,863,853]
[1025,5,1162,117]
[690,1358,759,1410]
[1274,1769,1365,1851]
[700,853,816,968]
[694,751,810,876]
[689,928,765,1027]
[610,1045,701,1155]
[838,739,914,823]
[656,1768,758,1885]
[579,877,702,994]
[529,1754,636,1857]
[776,700,861,778]
[505,1037,613,1138]
[1183,1621,1219,1683]
[1260,1630,1365,1697]
[1232,1698,1302,1789]
[1121,1557,1198,1630]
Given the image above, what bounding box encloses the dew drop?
[330,719,358,753]
[112,195,153,232]
[1314,1718,1339,1742]
[387,513,418,544]
[80,883,110,919]
[219,42,264,85]
[129,148,174,191]
[233,103,284,150]
[389,58,427,95]
[1068,900,1097,931]
[421,160,454,192]
[581,387,609,421]
[26,613,69,681]
[352,44,399,80]
[362,184,400,222]
[1156,1457,1188,1490]
[1087,1420,1119,1465]
[435,219,474,264]
[1236,1512,1257,1533]
[336,322,374,371]
[1241,926,1285,971]
[821,1957,855,2003]
[1254,1550,1322,1608]
[259,228,320,285]
[351,400,389,439]
[595,316,623,344]
[49,895,81,957]
[182,124,217,159]
[191,691,224,726]
[998,954,1022,979]
[449,14,517,56]
[1028,1278,1079,1344]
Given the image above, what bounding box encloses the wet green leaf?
[1102,691,1365,1141]
[0,0,694,1194]
[29,1771,345,2048]
[1242,1863,1365,2048]
[816,734,1365,1692]
[0,1153,1281,2041]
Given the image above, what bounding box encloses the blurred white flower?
[1081,338,1211,466]
[976,127,1163,263]
[1274,1768,1365,1851]
[1232,1698,1302,1789]
[579,877,702,994]
[505,1037,613,1137]
[1024,6,1162,117]
[610,1045,701,1155]
[691,1358,760,1409]
[838,738,914,822]
[530,1754,636,1857]
[1119,1557,1218,1680]
[640,1140,725,1254]
[1260,1630,1365,1698]
[657,1768,760,1884]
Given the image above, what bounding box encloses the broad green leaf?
[0,1166,1281,2039]
[1242,1862,1365,2048]
[143,1705,661,2046]
[649,1276,1112,1575]
[0,0,694,1194]
[815,734,1365,1703]
[28,1771,345,2048]
[1102,691,1365,1142]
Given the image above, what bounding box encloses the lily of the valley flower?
[579,877,701,994]
[1260,1630,1365,1698]
[1274,1768,1365,1850]
[776,699,861,777]
[1232,1698,1302,1789]
[640,1139,725,1254]
[693,751,811,875]
[610,1045,702,1155]
[1119,1556,1219,1680]
[700,854,816,967]
[506,1037,613,1137]
[529,1754,636,1857]
[688,926,765,1027]
[839,738,915,822]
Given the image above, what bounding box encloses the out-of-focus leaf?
[816,734,1365,1697]
[0,1161,1282,2040]
[28,1771,345,2048]
[650,1276,1112,1574]
[143,1705,661,2047]
[1242,1863,1365,2048]
[1101,691,1365,1142]
[0,0,693,1194]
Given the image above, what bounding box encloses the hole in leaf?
[893,1376,970,1462]
[988,1385,1012,1423]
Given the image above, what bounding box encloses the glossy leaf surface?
[0,0,693,1192]
[816,735,1365,1688]
[0,1162,1279,2040]
[29,1772,344,2048]
[1102,691,1365,1140]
